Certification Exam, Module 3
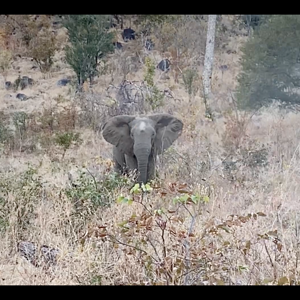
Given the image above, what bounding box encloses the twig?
[146,235,161,261]
[263,240,274,268]
[85,168,98,189]
[182,204,197,285]
[107,234,158,263]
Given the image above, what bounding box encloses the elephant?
[102,113,183,184]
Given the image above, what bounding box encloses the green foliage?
[144,57,155,87]
[65,169,130,216]
[117,182,153,204]
[144,57,164,109]
[63,15,114,89]
[237,15,300,109]
[242,15,269,31]
[54,132,82,158]
[173,193,209,204]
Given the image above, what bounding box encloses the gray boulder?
[57,79,70,87]
[16,93,28,101]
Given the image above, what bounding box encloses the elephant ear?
[102,115,135,155]
[149,113,183,155]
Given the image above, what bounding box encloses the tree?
[242,15,268,36]
[202,15,217,118]
[63,15,114,90]
[237,15,300,109]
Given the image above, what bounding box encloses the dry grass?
[1,101,300,285]
[1,15,300,285]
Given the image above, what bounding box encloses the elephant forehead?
[138,121,146,130]
[131,117,154,129]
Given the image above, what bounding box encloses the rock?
[157,59,171,72]
[113,42,123,50]
[5,81,12,90]
[219,65,229,71]
[18,241,59,267]
[4,94,13,100]
[122,28,135,42]
[145,39,155,51]
[16,93,28,101]
[57,79,70,87]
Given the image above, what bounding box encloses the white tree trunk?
[203,15,217,100]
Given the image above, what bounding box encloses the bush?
[65,169,130,223]
[54,132,82,159]
[63,15,114,90]
[28,30,57,72]
[144,57,164,109]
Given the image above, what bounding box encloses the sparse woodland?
[1,14,300,285]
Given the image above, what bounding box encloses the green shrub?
[65,169,130,220]
[63,15,114,90]
[237,15,300,109]
[54,132,82,159]
[144,57,164,109]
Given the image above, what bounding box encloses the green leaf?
[116,195,125,204]
[238,265,249,272]
[154,209,164,215]
[130,183,141,194]
[191,194,200,204]
[116,195,131,204]
[202,195,210,203]
[179,194,190,202]
[142,183,153,192]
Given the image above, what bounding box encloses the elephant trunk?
[134,147,151,184]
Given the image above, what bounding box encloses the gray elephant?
[102,113,183,184]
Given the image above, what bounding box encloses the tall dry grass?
[1,100,300,285]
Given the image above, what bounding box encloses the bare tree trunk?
[202,15,217,119]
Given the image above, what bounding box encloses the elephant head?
[102,113,183,183]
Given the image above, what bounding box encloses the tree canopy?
[63,15,114,89]
[237,15,300,109]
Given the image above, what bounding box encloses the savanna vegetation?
[1,14,300,285]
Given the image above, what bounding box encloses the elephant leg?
[125,155,138,177]
[113,146,126,174]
